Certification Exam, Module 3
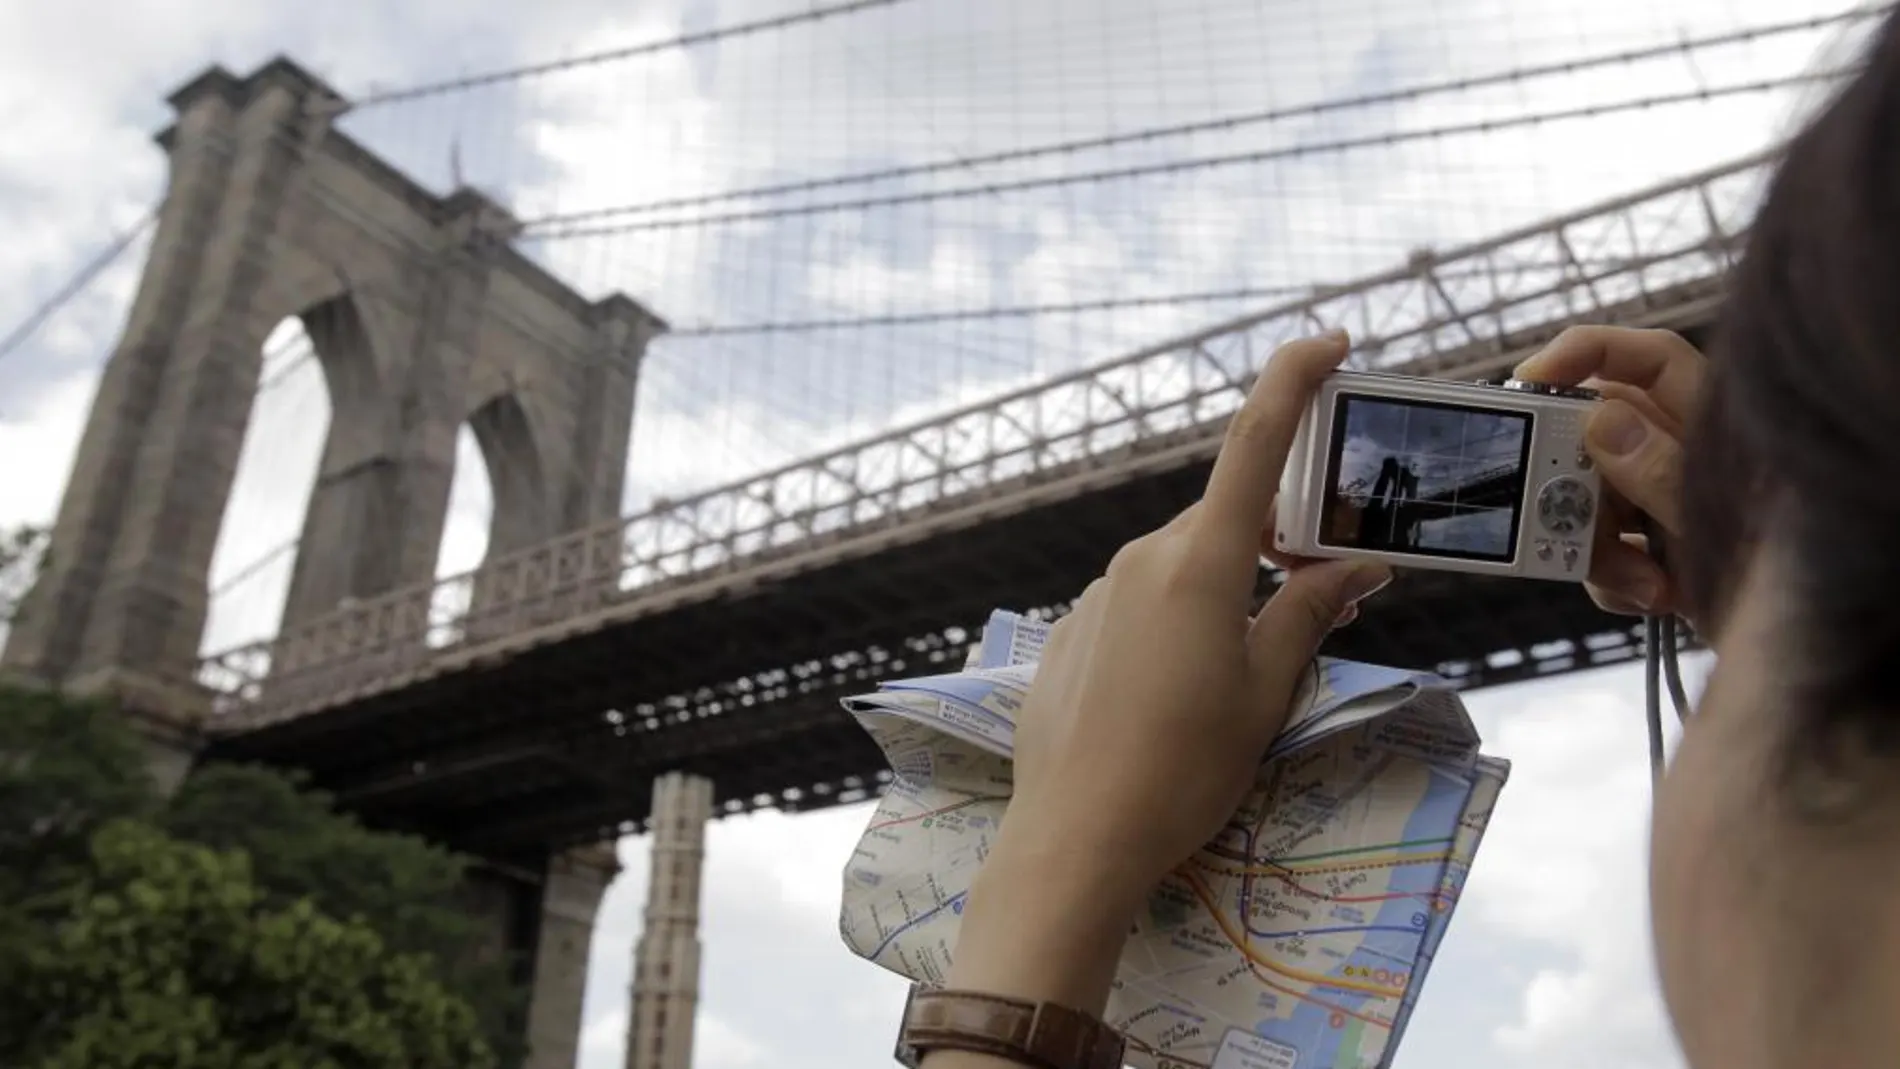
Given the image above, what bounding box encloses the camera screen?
[1317,394,1534,563]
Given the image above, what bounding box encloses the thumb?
[1247,559,1392,698]
[1585,399,1683,534]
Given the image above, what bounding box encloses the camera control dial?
[1536,475,1596,535]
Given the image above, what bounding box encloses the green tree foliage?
[0,687,157,1045]
[162,764,527,1062]
[11,820,496,1069]
[0,683,518,1068]
[0,685,153,894]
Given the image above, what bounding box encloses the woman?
[906,14,1900,1069]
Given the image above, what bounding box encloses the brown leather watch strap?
[894,985,1126,1069]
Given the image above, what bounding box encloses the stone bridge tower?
[1,57,665,1069]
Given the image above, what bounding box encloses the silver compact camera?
[1273,370,1602,581]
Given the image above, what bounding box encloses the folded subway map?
[838,608,1509,1069]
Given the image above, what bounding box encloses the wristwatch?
[894,983,1127,1069]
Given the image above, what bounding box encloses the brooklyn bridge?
[0,2,1862,1067]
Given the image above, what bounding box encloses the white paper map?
[838,609,1510,1069]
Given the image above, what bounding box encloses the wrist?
[946,825,1150,1015]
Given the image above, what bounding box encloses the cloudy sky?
[0,0,1867,1066]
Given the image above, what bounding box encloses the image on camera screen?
[1317,394,1534,562]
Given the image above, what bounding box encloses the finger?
[1261,545,1326,573]
[1063,577,1109,621]
[1041,578,1109,672]
[1259,500,1321,568]
[1589,495,1632,571]
[1587,578,1681,618]
[1588,584,1664,617]
[1601,483,1646,537]
[1585,536,1669,615]
[1201,331,1351,561]
[1513,326,1704,426]
[1246,559,1393,717]
[1259,520,1325,572]
[1587,379,1685,441]
[1583,398,1685,534]
[1165,500,1204,535]
[1257,504,1280,559]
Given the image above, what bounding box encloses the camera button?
[1537,475,1596,535]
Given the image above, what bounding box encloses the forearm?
[919,831,1147,1069]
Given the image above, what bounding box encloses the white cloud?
[0,370,97,529]
[805,231,998,318]
[578,1007,629,1067]
[579,802,916,1069]
[1458,667,1690,1068]
[697,1013,769,1069]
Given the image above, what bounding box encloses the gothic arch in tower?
[4,57,666,698]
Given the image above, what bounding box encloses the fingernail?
[1331,603,1360,630]
[1589,402,1647,457]
[1342,563,1393,603]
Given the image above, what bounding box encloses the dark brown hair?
[1686,10,1900,773]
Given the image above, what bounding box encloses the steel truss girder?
[466,615,1697,853]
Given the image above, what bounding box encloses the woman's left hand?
[1002,330,1393,904]
[937,332,1395,1029]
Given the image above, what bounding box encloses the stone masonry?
[627,772,715,1069]
[1,56,665,1068]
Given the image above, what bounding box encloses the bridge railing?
[197,148,1772,726]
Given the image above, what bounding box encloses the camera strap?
[1642,515,1693,787]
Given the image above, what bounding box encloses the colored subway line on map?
[864,796,1004,832]
[1216,850,1455,882]
[1197,854,1453,906]
[1269,851,1455,879]
[1202,840,1454,876]
[1248,921,1431,940]
[1175,818,1458,1039]
[1269,835,1457,864]
[870,890,967,958]
[1245,964,1396,1031]
[1179,869,1406,1001]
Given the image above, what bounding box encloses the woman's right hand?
[1512,325,1706,621]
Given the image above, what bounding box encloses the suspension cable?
[354,0,915,108]
[663,255,1633,337]
[527,71,1849,240]
[0,207,156,367]
[211,537,302,599]
[523,5,1879,230]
